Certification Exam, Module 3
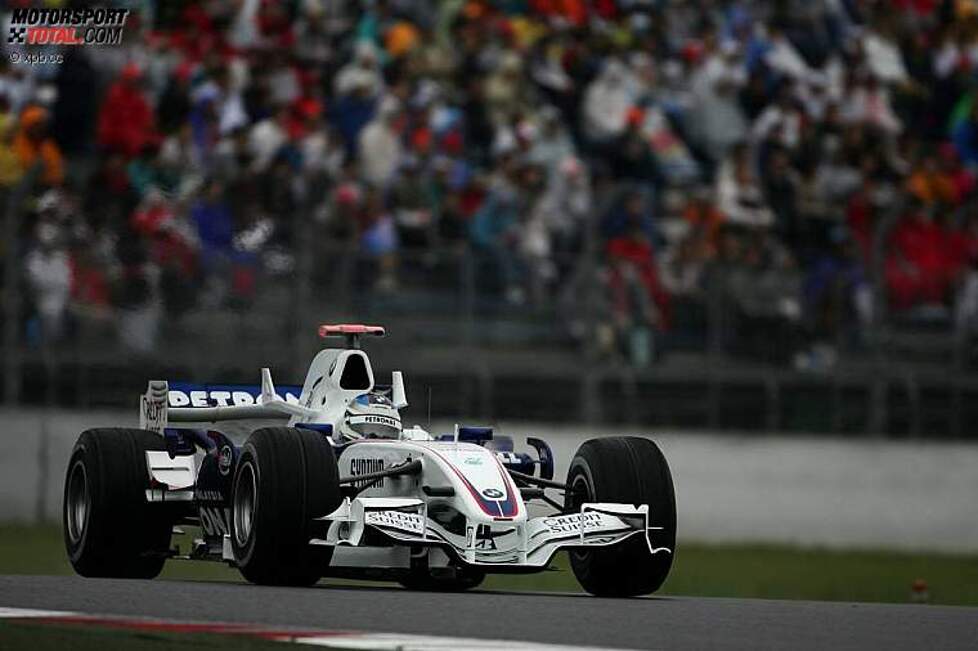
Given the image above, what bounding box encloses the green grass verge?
[3,524,977,606]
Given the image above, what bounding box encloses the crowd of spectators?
[4,0,978,368]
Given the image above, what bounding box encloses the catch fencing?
[1,177,975,437]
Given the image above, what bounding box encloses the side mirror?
[391,371,408,409]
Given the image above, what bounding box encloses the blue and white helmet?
[338,393,402,441]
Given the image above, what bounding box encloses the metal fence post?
[462,248,476,352]
[293,182,318,377]
[459,247,488,418]
[867,377,888,436]
[2,168,40,405]
[765,375,780,431]
[35,345,56,523]
[1,187,15,404]
[867,200,901,436]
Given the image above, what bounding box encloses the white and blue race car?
[63,325,676,596]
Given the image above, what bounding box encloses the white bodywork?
[320,439,662,569]
[138,334,671,573]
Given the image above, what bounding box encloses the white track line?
[292,633,618,650]
[0,607,79,618]
[0,607,624,651]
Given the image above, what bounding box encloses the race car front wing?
[295,496,673,570]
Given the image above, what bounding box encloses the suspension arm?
[507,468,567,490]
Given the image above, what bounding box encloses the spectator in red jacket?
[607,225,671,331]
[97,64,156,158]
[886,202,954,309]
[606,223,671,366]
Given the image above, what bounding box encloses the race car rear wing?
[139,369,316,432]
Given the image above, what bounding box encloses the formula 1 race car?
[62,325,676,596]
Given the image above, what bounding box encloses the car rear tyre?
[564,436,676,597]
[63,428,172,578]
[231,427,342,586]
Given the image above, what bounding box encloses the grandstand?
[2,0,977,437]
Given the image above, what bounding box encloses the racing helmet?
[338,393,402,440]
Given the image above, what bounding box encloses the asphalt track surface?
[0,575,976,650]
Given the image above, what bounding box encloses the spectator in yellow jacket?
[12,105,63,187]
[0,98,23,187]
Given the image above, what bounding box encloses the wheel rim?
[567,470,594,562]
[567,472,593,512]
[66,460,89,544]
[233,461,257,547]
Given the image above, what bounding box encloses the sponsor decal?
[166,386,301,408]
[347,414,400,429]
[474,524,500,550]
[522,513,640,557]
[481,488,504,499]
[540,512,606,534]
[194,489,223,502]
[141,395,165,431]
[199,506,230,537]
[365,510,424,535]
[495,451,521,464]
[217,445,233,477]
[349,458,385,488]
[463,456,483,466]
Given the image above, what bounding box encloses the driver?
[337,393,402,441]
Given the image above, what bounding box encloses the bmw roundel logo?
[481,488,504,499]
[218,445,233,476]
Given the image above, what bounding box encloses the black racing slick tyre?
[230,427,342,586]
[564,436,676,597]
[63,428,172,579]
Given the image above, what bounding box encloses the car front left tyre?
[564,436,677,597]
[230,427,342,586]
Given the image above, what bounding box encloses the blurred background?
[0,0,977,603]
